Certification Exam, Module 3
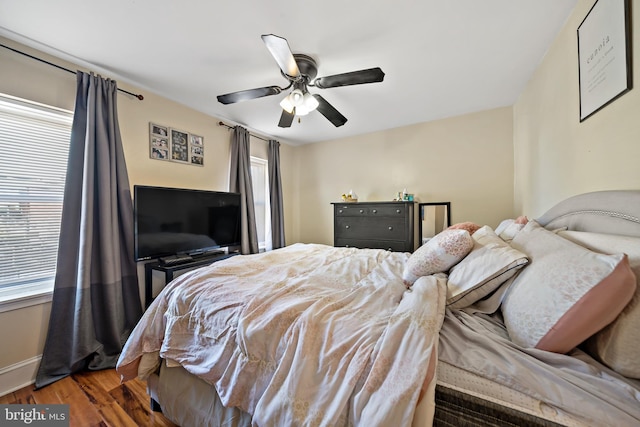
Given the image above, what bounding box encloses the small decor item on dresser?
[396,189,414,201]
[341,190,358,202]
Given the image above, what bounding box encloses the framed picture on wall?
[170,128,189,163]
[577,0,632,121]
[190,134,203,146]
[189,134,204,166]
[149,123,169,160]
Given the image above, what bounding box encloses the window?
[0,94,72,310]
[250,156,272,251]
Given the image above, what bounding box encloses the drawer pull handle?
[338,209,343,214]
[388,226,393,230]
[359,209,364,213]
[396,209,401,213]
[345,225,350,229]
[372,209,377,213]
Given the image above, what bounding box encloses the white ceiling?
[0,0,577,145]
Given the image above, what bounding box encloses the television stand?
[144,251,238,308]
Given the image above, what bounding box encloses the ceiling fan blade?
[278,108,295,128]
[261,34,301,78]
[217,86,282,104]
[314,95,347,127]
[314,67,385,89]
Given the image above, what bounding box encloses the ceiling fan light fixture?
[291,92,319,116]
[303,92,319,111]
[289,88,304,106]
[280,90,318,116]
[295,103,311,116]
[279,96,295,113]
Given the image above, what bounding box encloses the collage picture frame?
[149,123,204,166]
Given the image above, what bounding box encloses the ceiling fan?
[217,34,385,128]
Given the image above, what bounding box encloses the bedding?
[116,189,640,427]
[438,309,640,426]
[118,244,447,426]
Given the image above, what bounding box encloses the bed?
[116,190,640,426]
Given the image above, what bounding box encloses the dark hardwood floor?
[0,369,178,427]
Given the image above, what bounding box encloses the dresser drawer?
[335,205,369,216]
[335,204,406,217]
[335,217,405,240]
[335,238,408,252]
[368,205,406,216]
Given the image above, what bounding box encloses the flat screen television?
[134,185,242,261]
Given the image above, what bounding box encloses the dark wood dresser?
[331,201,415,252]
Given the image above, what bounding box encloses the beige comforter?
[117,243,447,426]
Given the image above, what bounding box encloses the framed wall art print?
[577,0,632,121]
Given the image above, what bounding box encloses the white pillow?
[402,229,473,285]
[501,221,636,354]
[447,226,529,309]
[495,219,526,242]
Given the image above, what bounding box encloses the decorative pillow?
[558,230,640,379]
[494,216,528,242]
[447,222,481,235]
[446,226,529,309]
[501,221,636,354]
[402,229,473,285]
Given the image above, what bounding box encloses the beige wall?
[513,0,640,217]
[294,107,515,246]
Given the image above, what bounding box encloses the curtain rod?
[218,121,270,142]
[0,43,144,100]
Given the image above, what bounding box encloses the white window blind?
[250,156,272,251]
[0,94,72,299]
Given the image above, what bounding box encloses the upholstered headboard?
[536,190,640,238]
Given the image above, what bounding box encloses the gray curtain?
[268,139,285,249]
[229,126,259,254]
[35,72,142,388]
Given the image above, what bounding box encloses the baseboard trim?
[0,356,41,397]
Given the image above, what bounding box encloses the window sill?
[0,281,54,313]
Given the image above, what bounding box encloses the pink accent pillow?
[448,222,481,235]
[501,221,637,354]
[514,216,528,225]
[403,229,473,285]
